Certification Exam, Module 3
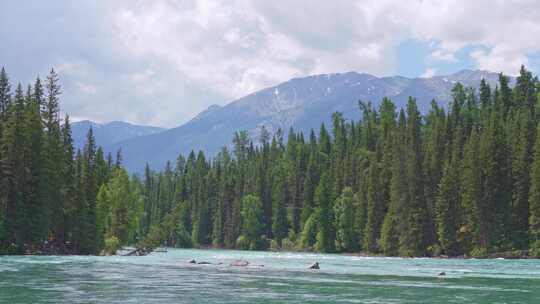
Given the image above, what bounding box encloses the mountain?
[71,120,164,151]
[109,69,507,172]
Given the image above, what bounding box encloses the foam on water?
[0,248,539,303]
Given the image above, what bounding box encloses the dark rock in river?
[230,260,250,267]
[188,259,196,264]
[123,247,152,256]
[309,262,320,269]
[198,261,212,265]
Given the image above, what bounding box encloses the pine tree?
[271,161,290,246]
[435,157,461,256]
[238,194,264,250]
[399,98,428,257]
[22,84,44,244]
[498,73,513,118]
[528,122,540,256]
[333,187,356,252]
[510,108,534,248]
[0,67,11,121]
[315,172,334,252]
[61,116,77,247]
[380,110,406,256]
[480,108,512,251]
[41,69,65,242]
[423,101,447,248]
[2,85,27,250]
[80,127,98,254]
[97,168,143,249]
[301,149,318,227]
[461,129,483,253]
[363,162,383,253]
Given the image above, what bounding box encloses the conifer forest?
[1,66,540,258]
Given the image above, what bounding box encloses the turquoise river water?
[0,248,539,303]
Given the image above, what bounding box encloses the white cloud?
[430,49,457,62]
[420,68,437,78]
[470,47,529,76]
[2,0,540,127]
[401,0,540,74]
[76,82,98,94]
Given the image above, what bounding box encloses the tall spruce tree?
[363,161,383,253]
[529,122,540,256]
[271,160,290,246]
[315,172,334,252]
[399,98,428,257]
[380,109,407,256]
[334,187,357,252]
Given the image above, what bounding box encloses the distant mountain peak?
[107,69,510,172]
[190,104,222,123]
[71,120,164,151]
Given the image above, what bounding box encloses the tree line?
[1,66,540,257]
[0,67,135,255]
[140,66,540,257]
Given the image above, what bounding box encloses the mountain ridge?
[71,120,164,151]
[104,69,509,172]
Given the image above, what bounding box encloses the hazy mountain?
[72,120,164,151]
[109,69,507,172]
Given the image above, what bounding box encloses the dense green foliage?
[0,68,131,254]
[2,66,540,257]
[138,66,540,257]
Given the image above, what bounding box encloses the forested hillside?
[1,66,540,257]
[0,68,128,255]
[140,66,540,257]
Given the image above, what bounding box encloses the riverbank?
[2,242,537,260]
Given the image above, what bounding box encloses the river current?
[0,248,538,303]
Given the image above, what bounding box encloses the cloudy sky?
[1,0,540,127]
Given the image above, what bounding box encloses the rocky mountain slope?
[106,69,506,172]
[72,120,164,151]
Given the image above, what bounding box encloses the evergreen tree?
[271,161,290,246]
[461,129,483,253]
[80,127,98,254]
[480,108,512,251]
[333,187,356,252]
[42,69,65,242]
[237,194,264,250]
[400,98,428,257]
[380,110,406,256]
[363,162,383,253]
[301,149,318,227]
[0,67,11,121]
[435,156,461,256]
[2,85,27,250]
[529,122,540,256]
[510,108,534,248]
[61,116,77,246]
[22,85,44,244]
[97,168,143,250]
[315,173,334,252]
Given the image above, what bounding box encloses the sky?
[1,0,540,128]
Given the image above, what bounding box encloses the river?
[0,248,538,303]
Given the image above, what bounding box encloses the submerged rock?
[188,259,196,264]
[230,260,250,267]
[438,271,446,276]
[309,262,320,269]
[198,261,212,265]
[123,247,152,256]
